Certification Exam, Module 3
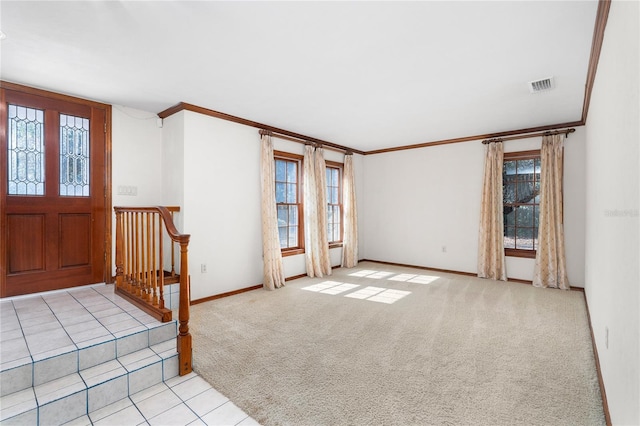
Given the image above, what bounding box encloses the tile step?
[0,341,179,425]
[1,320,178,397]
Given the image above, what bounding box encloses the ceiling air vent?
[528,77,554,93]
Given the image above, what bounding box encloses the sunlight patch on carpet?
[301,281,359,295]
[343,286,385,299]
[367,289,411,304]
[348,269,380,277]
[302,281,413,304]
[349,269,440,284]
[388,273,440,284]
[348,269,396,279]
[345,286,411,304]
[408,275,439,284]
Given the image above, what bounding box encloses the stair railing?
[114,206,192,375]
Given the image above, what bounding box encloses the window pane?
[289,206,298,226]
[332,187,339,204]
[286,183,297,203]
[286,162,296,183]
[520,172,536,183]
[504,226,515,249]
[326,168,332,185]
[517,181,536,204]
[503,183,516,204]
[517,159,534,179]
[275,183,286,203]
[8,104,45,195]
[330,168,339,187]
[288,226,298,247]
[516,205,534,227]
[534,206,539,227]
[516,227,534,250]
[278,226,287,247]
[59,114,90,196]
[534,226,539,250]
[275,160,286,182]
[277,205,288,227]
[333,206,341,224]
[504,207,516,226]
[504,160,516,177]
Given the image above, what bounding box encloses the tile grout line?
[166,376,210,423]
[42,292,82,354]
[3,286,258,426]
[9,299,36,386]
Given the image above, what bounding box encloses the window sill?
[282,248,304,257]
[505,249,536,259]
[328,242,343,249]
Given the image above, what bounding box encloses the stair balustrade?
[114,206,192,375]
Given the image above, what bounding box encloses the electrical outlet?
[201,264,207,273]
[605,327,609,349]
[442,246,447,253]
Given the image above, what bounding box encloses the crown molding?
[157,0,609,156]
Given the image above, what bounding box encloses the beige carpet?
[190,262,605,426]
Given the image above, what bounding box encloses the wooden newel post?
[177,239,192,375]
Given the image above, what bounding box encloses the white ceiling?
[0,1,598,152]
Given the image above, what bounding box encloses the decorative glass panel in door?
[7,104,45,195]
[59,114,90,196]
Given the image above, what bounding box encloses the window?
[326,162,343,245]
[503,150,540,258]
[59,114,90,196]
[274,151,303,254]
[7,104,45,195]
[7,105,91,197]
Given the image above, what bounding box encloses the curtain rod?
[259,129,352,154]
[482,128,575,144]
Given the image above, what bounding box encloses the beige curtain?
[314,148,331,275]
[303,146,331,277]
[342,153,359,268]
[478,141,507,281]
[533,134,569,289]
[260,134,285,290]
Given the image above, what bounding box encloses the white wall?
[112,107,365,300]
[112,106,163,206]
[161,111,185,211]
[361,129,587,285]
[362,140,483,273]
[181,111,263,300]
[111,103,586,291]
[161,111,364,300]
[584,1,639,424]
[111,105,163,275]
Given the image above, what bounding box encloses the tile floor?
[65,373,259,426]
[0,284,260,426]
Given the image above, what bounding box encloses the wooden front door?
[0,84,111,297]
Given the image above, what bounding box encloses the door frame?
[0,81,113,297]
